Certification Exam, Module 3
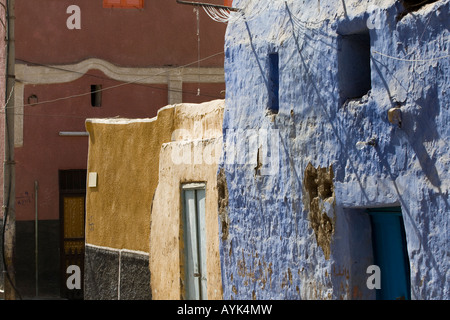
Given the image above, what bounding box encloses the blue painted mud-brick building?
[218,0,449,300]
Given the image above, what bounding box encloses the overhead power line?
[15,58,224,100]
[3,51,225,111]
[371,50,450,62]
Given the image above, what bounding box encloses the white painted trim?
[14,58,225,147]
[85,99,225,126]
[182,182,207,190]
[15,59,225,85]
[86,118,157,125]
[85,243,149,257]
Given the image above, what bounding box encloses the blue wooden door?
[368,207,411,300]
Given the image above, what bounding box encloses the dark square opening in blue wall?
[338,31,371,104]
[268,52,279,114]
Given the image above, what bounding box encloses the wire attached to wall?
[1,51,225,112]
[284,1,449,65]
[371,50,450,62]
[195,7,201,96]
[176,0,241,23]
[2,0,22,300]
[14,59,224,102]
[202,5,233,23]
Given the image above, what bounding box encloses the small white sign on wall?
[88,172,98,188]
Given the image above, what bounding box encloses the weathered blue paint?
[219,0,449,300]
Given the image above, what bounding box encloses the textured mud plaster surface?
[150,139,224,300]
[84,245,151,300]
[85,111,175,252]
[84,246,120,300]
[85,100,224,252]
[149,100,224,300]
[303,163,335,260]
[221,0,449,300]
[218,168,230,241]
[86,100,224,300]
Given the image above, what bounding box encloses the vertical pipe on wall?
[34,181,38,298]
[3,0,17,300]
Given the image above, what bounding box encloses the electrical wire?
[0,1,223,300]
[198,0,276,24]
[3,83,13,108]
[372,50,450,62]
[0,110,93,119]
[284,1,449,65]
[11,63,224,108]
[2,51,225,111]
[196,7,201,96]
[0,0,445,299]
[203,5,233,23]
[2,0,22,300]
[15,59,223,101]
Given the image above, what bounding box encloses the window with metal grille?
[103,0,144,9]
[59,170,87,194]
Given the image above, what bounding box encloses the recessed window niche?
[90,85,102,107]
[267,52,279,114]
[338,31,371,104]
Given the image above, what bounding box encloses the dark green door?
[368,207,411,300]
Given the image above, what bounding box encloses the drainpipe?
[3,0,17,300]
[34,181,38,298]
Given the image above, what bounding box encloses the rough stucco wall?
[150,101,224,300]
[221,0,449,300]
[15,0,226,68]
[86,100,224,299]
[85,100,224,252]
[85,106,175,252]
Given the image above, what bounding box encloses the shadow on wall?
[225,0,448,300]
[285,3,372,202]
[397,0,440,20]
[373,53,445,195]
[403,85,442,188]
[286,4,449,297]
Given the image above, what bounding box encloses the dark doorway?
[367,207,411,300]
[59,170,87,300]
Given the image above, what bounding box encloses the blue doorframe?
[367,207,411,300]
